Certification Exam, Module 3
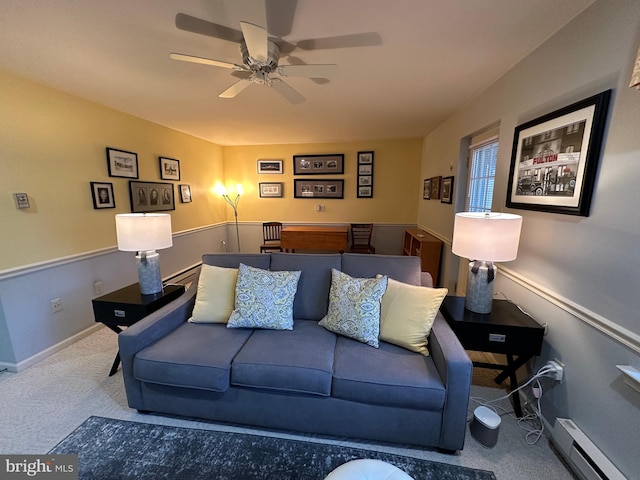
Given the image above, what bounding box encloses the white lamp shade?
[115,213,173,252]
[452,212,522,262]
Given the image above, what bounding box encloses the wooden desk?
[281,226,349,253]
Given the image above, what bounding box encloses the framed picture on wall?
[358,186,372,197]
[90,182,115,209]
[129,181,175,212]
[430,176,442,200]
[159,157,180,181]
[257,159,284,174]
[441,176,454,204]
[506,89,611,216]
[357,150,374,198]
[294,179,344,198]
[259,182,284,198]
[357,151,373,164]
[423,178,431,199]
[179,184,192,203]
[293,154,344,175]
[106,147,138,178]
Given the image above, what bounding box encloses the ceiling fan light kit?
[169,5,353,104]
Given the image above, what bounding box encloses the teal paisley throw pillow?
[319,269,388,347]
[227,263,301,330]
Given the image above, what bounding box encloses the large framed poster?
[506,90,611,216]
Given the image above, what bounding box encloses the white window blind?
[465,139,498,212]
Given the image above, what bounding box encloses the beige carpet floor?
[0,327,575,479]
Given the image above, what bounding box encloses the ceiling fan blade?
[288,32,383,52]
[219,79,254,99]
[270,78,304,104]
[240,21,269,62]
[231,70,254,80]
[277,64,337,78]
[169,53,245,71]
[266,0,298,37]
[175,13,243,44]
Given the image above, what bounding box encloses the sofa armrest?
[118,284,197,408]
[429,313,472,451]
[420,271,434,288]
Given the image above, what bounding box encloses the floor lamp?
[115,213,173,295]
[452,212,522,314]
[216,184,243,252]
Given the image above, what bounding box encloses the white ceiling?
[0,0,594,146]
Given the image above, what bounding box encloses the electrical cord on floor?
[469,364,557,444]
[517,378,545,445]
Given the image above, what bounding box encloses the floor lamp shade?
[452,212,522,313]
[115,214,173,295]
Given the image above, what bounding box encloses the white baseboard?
[0,324,104,373]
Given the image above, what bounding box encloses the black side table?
[440,296,544,417]
[92,283,185,375]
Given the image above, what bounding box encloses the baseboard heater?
[551,418,626,480]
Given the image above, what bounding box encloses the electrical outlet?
[94,281,104,295]
[547,359,564,382]
[50,298,63,313]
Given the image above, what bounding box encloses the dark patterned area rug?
[49,416,496,480]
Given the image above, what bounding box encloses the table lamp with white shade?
[452,212,523,314]
[115,213,173,295]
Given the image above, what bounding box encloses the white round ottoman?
[325,459,414,480]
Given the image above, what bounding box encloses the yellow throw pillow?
[189,264,238,323]
[379,278,447,355]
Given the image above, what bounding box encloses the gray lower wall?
[0,224,226,371]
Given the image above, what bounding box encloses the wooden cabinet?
[403,229,442,283]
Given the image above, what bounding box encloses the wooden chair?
[348,223,375,254]
[260,222,283,253]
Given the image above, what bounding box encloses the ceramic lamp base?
[465,261,497,314]
[136,250,163,295]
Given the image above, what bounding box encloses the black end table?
[440,296,544,417]
[92,283,185,375]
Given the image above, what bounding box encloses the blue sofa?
[118,253,472,451]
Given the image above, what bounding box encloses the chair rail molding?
[0,222,226,281]
[418,223,640,355]
[500,266,640,356]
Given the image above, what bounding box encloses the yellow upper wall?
[1,69,423,271]
[0,69,225,271]
[222,140,423,223]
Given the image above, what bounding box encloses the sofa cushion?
[319,269,388,347]
[202,253,271,270]
[189,264,238,323]
[231,320,337,396]
[227,264,301,330]
[133,323,253,392]
[270,253,342,321]
[379,278,448,355]
[332,336,446,411]
[341,253,422,286]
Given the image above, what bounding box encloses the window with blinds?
[465,139,498,212]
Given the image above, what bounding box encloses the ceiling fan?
[169,2,380,104]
